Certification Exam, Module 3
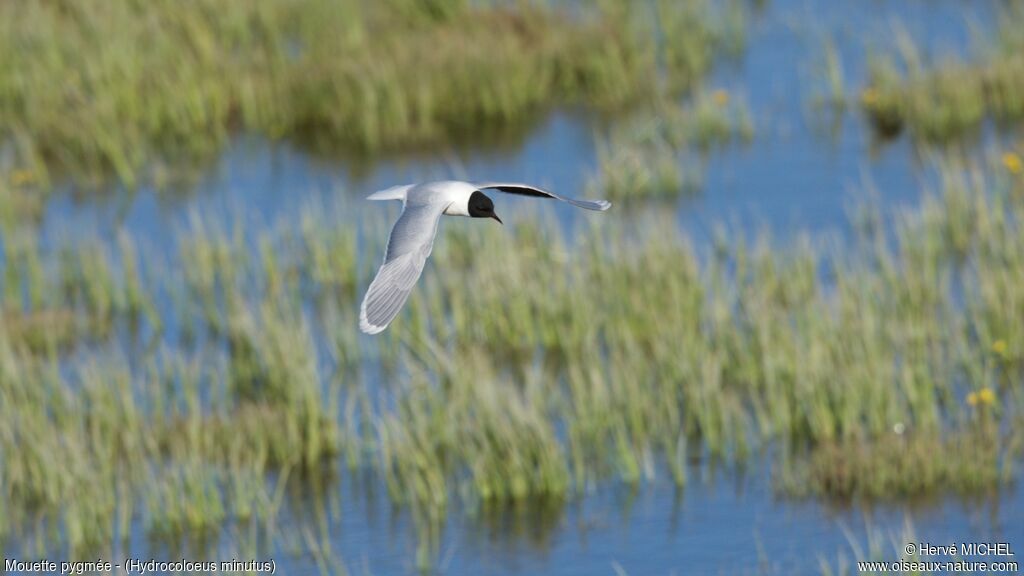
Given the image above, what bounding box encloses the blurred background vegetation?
[0,0,1022,574]
[0,0,743,187]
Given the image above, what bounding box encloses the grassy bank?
[1,151,1022,563]
[0,0,746,187]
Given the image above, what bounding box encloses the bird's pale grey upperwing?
[359,180,610,334]
[359,202,446,334]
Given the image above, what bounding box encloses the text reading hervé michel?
[5,558,275,574]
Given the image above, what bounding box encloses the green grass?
[2,151,1022,562]
[859,8,1024,142]
[778,423,1008,500]
[0,0,746,188]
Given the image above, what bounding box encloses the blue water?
[321,467,1021,576]
[22,0,1024,574]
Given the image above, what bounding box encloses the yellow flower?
[860,87,880,107]
[978,387,996,405]
[968,388,996,407]
[10,169,34,186]
[712,89,730,106]
[1003,152,1022,175]
[992,339,1008,356]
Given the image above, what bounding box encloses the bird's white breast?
[442,199,471,217]
[418,181,475,217]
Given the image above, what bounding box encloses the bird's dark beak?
[491,213,503,225]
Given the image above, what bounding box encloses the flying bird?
[359,181,611,334]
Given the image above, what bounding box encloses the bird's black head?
[468,191,502,224]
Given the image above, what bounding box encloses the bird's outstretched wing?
[366,184,414,202]
[359,202,447,334]
[475,182,611,211]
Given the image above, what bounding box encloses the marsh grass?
[2,152,1023,561]
[860,9,1024,142]
[0,0,747,188]
[778,424,1007,500]
[588,89,754,202]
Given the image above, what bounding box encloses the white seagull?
[359,181,611,334]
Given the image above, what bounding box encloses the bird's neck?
[442,191,473,217]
